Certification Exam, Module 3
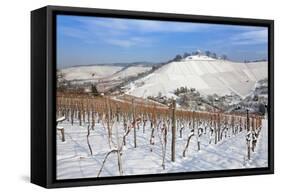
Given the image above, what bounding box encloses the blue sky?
[57,15,268,68]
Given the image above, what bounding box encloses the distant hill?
[125,55,268,98]
[58,62,156,81]
[58,54,268,98]
[59,61,157,69]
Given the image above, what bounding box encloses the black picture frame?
[31,5,274,188]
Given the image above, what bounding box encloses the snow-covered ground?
[126,56,267,98]
[57,119,268,179]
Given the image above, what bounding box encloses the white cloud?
[73,16,210,34]
[106,36,152,48]
[133,20,208,33]
[230,29,268,45]
[59,26,88,39]
[106,39,134,47]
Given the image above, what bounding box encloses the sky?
[57,15,268,68]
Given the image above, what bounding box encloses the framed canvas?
[31,5,274,188]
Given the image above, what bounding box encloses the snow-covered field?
[126,57,267,98]
[57,118,268,179]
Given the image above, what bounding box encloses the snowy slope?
[109,65,152,80]
[126,56,267,98]
[57,119,268,179]
[60,65,123,81]
[60,64,152,82]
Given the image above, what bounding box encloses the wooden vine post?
[217,113,221,142]
[246,109,251,160]
[115,105,123,175]
[105,96,112,148]
[214,113,218,144]
[132,98,137,148]
[171,99,176,162]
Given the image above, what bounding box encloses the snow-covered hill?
[108,65,152,80]
[126,55,268,98]
[59,64,152,82]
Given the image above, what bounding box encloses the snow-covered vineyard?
[56,95,268,179]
